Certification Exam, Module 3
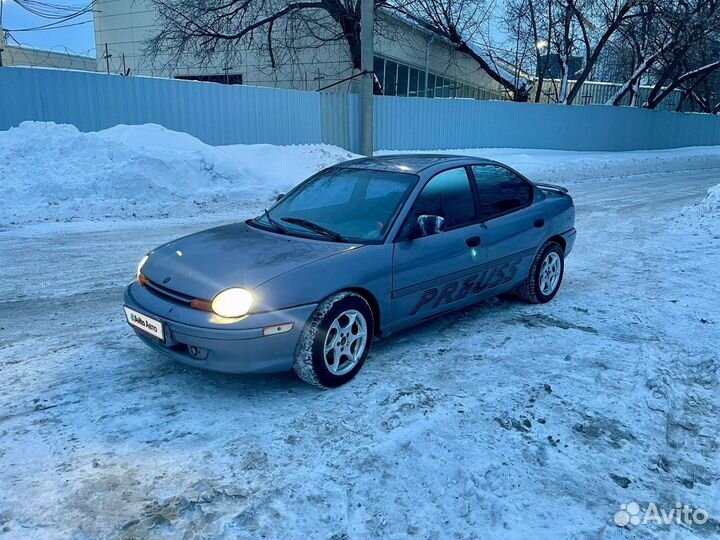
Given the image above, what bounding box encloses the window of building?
[371,55,495,102]
[374,57,385,90]
[175,73,243,85]
[385,60,398,96]
[397,64,409,96]
[409,68,419,96]
[434,76,443,97]
[427,74,435,98]
[418,72,426,97]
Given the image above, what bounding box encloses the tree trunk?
[558,2,572,103]
[456,42,518,98]
[565,3,631,104]
[646,60,720,109]
[606,48,664,106]
[331,10,362,70]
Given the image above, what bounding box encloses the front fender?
[252,244,393,330]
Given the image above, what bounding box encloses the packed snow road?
[1,161,719,538]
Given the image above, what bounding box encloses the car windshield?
[253,167,417,243]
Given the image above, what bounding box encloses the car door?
[391,166,488,329]
[470,164,546,293]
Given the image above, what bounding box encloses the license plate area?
[124,306,165,341]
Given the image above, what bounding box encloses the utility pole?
[0,0,5,68]
[103,43,111,75]
[359,0,374,156]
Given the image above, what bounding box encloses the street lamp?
[536,39,548,51]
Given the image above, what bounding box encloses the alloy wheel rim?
[539,252,561,296]
[323,309,368,376]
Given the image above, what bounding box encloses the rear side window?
[411,167,475,229]
[471,165,533,220]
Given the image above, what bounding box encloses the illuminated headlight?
[211,288,254,318]
[137,254,149,279]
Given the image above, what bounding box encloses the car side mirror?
[416,214,446,237]
[275,192,286,202]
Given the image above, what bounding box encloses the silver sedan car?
[124,155,576,388]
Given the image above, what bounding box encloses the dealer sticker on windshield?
[124,306,164,340]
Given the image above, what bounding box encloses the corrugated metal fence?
[373,97,720,151]
[0,67,322,146]
[2,66,720,153]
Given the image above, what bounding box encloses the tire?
[293,292,375,388]
[516,241,565,304]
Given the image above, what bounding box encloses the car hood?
[141,222,357,300]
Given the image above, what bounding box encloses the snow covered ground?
[0,123,719,539]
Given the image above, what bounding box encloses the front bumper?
[124,281,316,374]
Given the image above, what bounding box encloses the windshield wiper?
[263,209,289,235]
[280,217,346,242]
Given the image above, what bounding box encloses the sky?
[1,0,96,57]
[0,0,510,61]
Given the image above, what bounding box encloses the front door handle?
[534,218,545,228]
[466,236,482,247]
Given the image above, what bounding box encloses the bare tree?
[601,0,720,108]
[604,2,669,106]
[561,0,655,104]
[643,0,720,109]
[503,0,556,102]
[396,0,525,99]
[145,0,389,76]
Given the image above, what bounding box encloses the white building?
[91,0,508,99]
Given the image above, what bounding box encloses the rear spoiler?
[534,182,569,194]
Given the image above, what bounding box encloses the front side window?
[471,165,533,220]
[408,167,475,230]
[254,168,416,243]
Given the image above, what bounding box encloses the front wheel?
[293,292,374,388]
[516,241,565,304]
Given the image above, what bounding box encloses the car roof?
[336,154,498,174]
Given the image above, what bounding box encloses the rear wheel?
[293,292,374,388]
[517,241,564,304]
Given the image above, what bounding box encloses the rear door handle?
[533,218,545,228]
[466,236,482,247]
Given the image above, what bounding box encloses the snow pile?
[3,120,720,226]
[674,182,720,237]
[698,183,720,236]
[702,183,720,216]
[0,122,355,225]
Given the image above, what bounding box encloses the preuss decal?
[411,259,522,315]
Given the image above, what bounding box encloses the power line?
[5,19,92,32]
[1,0,93,32]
